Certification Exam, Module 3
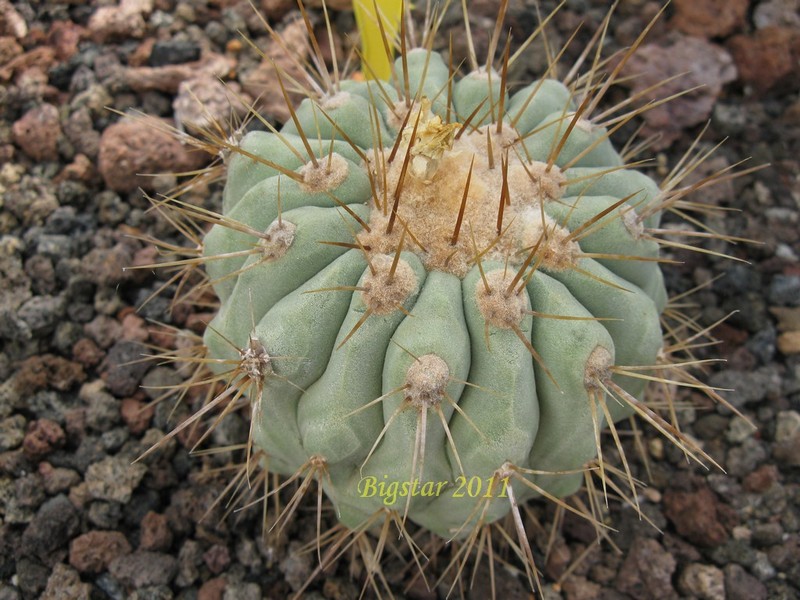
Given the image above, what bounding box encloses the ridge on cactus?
[134,1,757,596]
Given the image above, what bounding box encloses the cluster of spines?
[127,1,762,597]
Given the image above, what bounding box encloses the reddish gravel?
[0,1,798,599]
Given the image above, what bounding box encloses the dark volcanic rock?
[108,550,178,589]
[102,340,149,397]
[20,494,81,564]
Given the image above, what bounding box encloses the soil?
[0,0,798,599]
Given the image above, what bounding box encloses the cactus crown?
[137,1,753,596]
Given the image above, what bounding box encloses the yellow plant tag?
[354,0,403,80]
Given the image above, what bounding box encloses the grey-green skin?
[201,49,666,539]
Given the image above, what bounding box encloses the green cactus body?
[199,49,669,539]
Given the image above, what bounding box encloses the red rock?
[728,27,800,93]
[174,76,252,132]
[69,531,132,574]
[176,301,200,328]
[121,396,154,434]
[56,154,96,183]
[130,245,159,281]
[241,19,310,122]
[198,577,226,600]
[128,37,155,68]
[47,20,85,61]
[81,242,135,286]
[121,53,234,94]
[12,354,86,394]
[44,355,86,390]
[743,464,779,493]
[619,35,736,150]
[63,408,86,440]
[0,35,22,65]
[88,0,152,43]
[0,0,27,38]
[12,103,62,162]
[203,544,231,575]
[84,315,123,349]
[175,411,204,450]
[131,242,158,263]
[0,46,55,82]
[670,0,749,38]
[561,575,602,600]
[663,485,730,547]
[147,323,180,350]
[186,312,214,333]
[139,511,173,551]
[98,115,208,192]
[22,419,65,459]
[258,0,294,19]
[72,337,105,369]
[120,312,149,343]
[38,461,81,494]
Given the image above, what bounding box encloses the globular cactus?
[142,1,747,595]
[202,64,669,531]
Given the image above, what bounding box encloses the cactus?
[140,1,751,595]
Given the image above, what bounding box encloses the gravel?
[0,0,798,598]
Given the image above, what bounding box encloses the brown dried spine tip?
[360,254,418,315]
[476,269,528,329]
[404,354,450,409]
[258,219,296,260]
[583,345,613,391]
[240,336,272,381]
[299,152,349,192]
